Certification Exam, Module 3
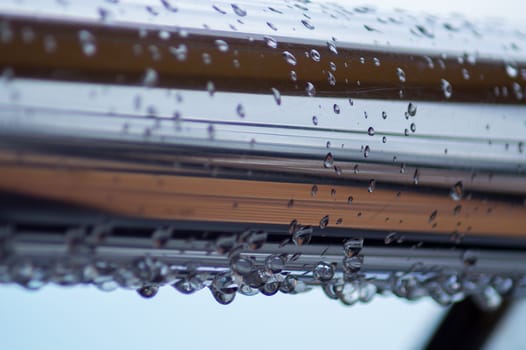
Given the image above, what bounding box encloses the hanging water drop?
[137,285,158,299]
[264,254,287,273]
[313,262,334,282]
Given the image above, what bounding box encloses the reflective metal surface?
[0,0,525,307]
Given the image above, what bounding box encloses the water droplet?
[384,232,398,244]
[245,230,268,250]
[309,49,321,62]
[282,51,297,66]
[348,98,354,106]
[413,24,434,38]
[290,70,298,81]
[505,62,518,78]
[212,4,227,14]
[137,285,158,298]
[373,57,381,66]
[271,87,281,105]
[333,104,340,114]
[202,53,212,65]
[311,185,318,196]
[462,251,477,267]
[169,44,188,61]
[151,226,172,248]
[429,210,438,223]
[231,4,247,16]
[327,72,336,86]
[462,68,470,80]
[344,238,363,257]
[363,145,370,158]
[215,39,229,52]
[450,181,464,201]
[367,127,375,136]
[263,36,277,48]
[319,215,329,229]
[368,179,376,193]
[236,103,245,118]
[78,30,96,56]
[43,35,57,53]
[327,41,338,55]
[158,30,170,40]
[407,102,417,116]
[342,255,363,273]
[410,123,416,132]
[238,284,259,296]
[441,79,453,98]
[305,82,316,96]
[313,262,334,282]
[260,281,280,296]
[265,254,287,273]
[161,0,178,12]
[210,287,236,305]
[312,116,318,125]
[216,235,238,254]
[413,169,420,185]
[301,19,315,30]
[323,152,334,168]
[331,188,337,198]
[382,136,387,143]
[267,22,278,31]
[512,82,524,100]
[347,196,354,204]
[363,24,377,32]
[396,67,406,82]
[206,81,215,96]
[230,254,255,275]
[280,275,298,294]
[291,224,313,246]
[142,68,158,87]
